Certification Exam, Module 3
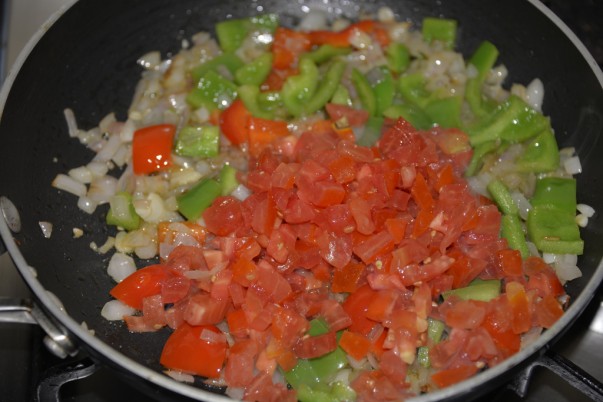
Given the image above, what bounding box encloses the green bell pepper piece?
[303,44,351,64]
[515,128,559,173]
[383,103,432,130]
[286,318,348,390]
[466,95,550,146]
[385,42,410,74]
[238,84,274,119]
[465,41,499,118]
[191,52,244,84]
[501,214,530,258]
[234,52,273,86]
[373,66,395,116]
[527,205,583,255]
[106,192,141,231]
[219,164,239,196]
[351,68,377,116]
[187,70,238,110]
[531,177,576,214]
[282,57,319,117]
[427,318,445,343]
[422,17,457,49]
[398,73,431,109]
[308,317,330,336]
[464,139,499,177]
[417,346,430,368]
[297,382,356,402]
[285,359,322,391]
[487,178,518,216]
[357,116,384,147]
[303,60,345,115]
[442,279,501,302]
[177,178,222,221]
[174,126,219,158]
[215,14,278,52]
[330,84,352,106]
[424,96,462,128]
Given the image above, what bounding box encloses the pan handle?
[0,297,78,358]
[508,348,603,401]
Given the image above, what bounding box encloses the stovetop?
[0,0,602,401]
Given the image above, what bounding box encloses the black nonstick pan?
[0,0,602,401]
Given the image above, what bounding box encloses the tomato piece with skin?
[332,262,365,293]
[110,265,170,310]
[343,285,380,336]
[506,282,532,334]
[160,323,227,378]
[248,117,290,158]
[431,364,479,389]
[535,294,564,328]
[272,27,312,69]
[339,330,372,360]
[220,99,251,145]
[132,124,176,175]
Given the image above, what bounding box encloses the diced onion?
[577,203,595,218]
[511,191,532,221]
[576,214,589,228]
[101,300,136,321]
[298,9,328,31]
[87,161,110,178]
[525,78,544,112]
[77,196,98,214]
[554,258,582,284]
[107,252,136,283]
[135,244,158,259]
[563,156,582,175]
[165,370,195,383]
[52,174,87,197]
[94,133,123,162]
[68,166,93,184]
[225,387,245,400]
[231,184,251,201]
[87,176,118,204]
[63,108,79,138]
[39,221,53,238]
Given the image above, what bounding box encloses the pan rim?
[0,0,601,400]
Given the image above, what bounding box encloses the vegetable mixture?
[53,7,589,402]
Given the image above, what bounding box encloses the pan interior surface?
[0,0,601,400]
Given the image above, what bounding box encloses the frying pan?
[0,0,602,401]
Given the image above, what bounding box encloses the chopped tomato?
[272,27,311,69]
[202,196,244,236]
[339,330,372,360]
[160,323,227,378]
[248,117,290,158]
[220,99,251,145]
[293,331,338,358]
[308,20,389,48]
[431,364,479,388]
[343,285,379,336]
[110,265,170,310]
[325,103,370,127]
[332,262,365,293]
[132,124,175,175]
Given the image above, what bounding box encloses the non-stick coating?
[0,0,602,400]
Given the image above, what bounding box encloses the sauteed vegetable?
[52,7,588,402]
